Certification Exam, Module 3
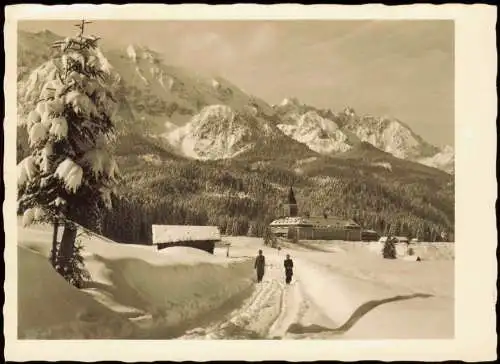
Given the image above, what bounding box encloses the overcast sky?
[19,20,454,147]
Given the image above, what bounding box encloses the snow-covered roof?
[378,236,409,243]
[269,216,360,228]
[152,225,221,244]
[307,216,360,228]
[269,217,312,226]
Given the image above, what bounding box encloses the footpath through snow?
[17,224,454,340]
[180,238,453,340]
[179,251,309,339]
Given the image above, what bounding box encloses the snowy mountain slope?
[18,31,304,162]
[417,145,454,174]
[342,111,454,174]
[16,31,183,164]
[274,98,453,174]
[164,104,276,160]
[102,43,276,132]
[330,142,449,178]
[17,29,453,173]
[277,110,352,154]
[17,30,61,81]
[341,109,439,160]
[104,44,297,160]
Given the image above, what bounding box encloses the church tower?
[284,186,298,217]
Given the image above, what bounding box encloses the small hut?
[361,229,380,242]
[152,225,221,254]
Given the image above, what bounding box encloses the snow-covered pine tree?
[17,20,120,285]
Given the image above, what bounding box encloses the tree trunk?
[50,221,59,267]
[57,223,77,276]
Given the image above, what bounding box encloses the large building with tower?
[269,187,362,241]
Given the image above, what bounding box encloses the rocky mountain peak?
[17,29,453,173]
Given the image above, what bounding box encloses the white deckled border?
[3,3,497,362]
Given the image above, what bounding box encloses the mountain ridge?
[16,29,455,243]
[273,97,454,174]
[17,29,453,174]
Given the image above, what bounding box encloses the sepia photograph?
[4,3,497,362]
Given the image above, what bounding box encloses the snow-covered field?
[17,223,454,340]
[18,224,254,339]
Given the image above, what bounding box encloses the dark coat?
[284,258,293,274]
[255,255,265,272]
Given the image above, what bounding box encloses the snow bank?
[288,249,454,339]
[410,243,455,260]
[18,246,135,339]
[18,223,254,339]
[365,241,454,260]
[300,240,454,261]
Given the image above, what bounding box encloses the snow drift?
[17,223,254,339]
[300,240,454,261]
[18,245,135,339]
[286,249,454,339]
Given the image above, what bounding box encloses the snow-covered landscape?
[13,17,457,345]
[6,5,499,363]
[18,221,454,340]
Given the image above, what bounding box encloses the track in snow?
[178,258,309,340]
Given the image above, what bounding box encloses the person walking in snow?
[254,249,266,283]
[284,254,294,284]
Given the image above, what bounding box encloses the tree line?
[100,157,454,244]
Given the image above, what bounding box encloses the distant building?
[151,224,221,254]
[269,187,362,241]
[395,236,409,244]
[361,229,379,242]
[378,236,409,244]
[285,185,298,217]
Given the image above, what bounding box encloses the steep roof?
[270,216,311,226]
[379,236,409,243]
[270,215,360,228]
[307,216,360,228]
[152,225,221,244]
[288,186,297,205]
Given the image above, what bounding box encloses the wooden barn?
[152,225,221,254]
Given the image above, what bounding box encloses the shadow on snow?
[286,293,434,336]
